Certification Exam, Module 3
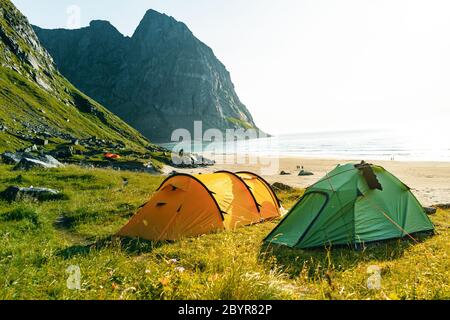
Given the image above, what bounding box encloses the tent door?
[266,192,329,247]
[294,192,329,246]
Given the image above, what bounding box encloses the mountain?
[0,0,154,154]
[34,10,259,142]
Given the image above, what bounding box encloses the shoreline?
[163,156,450,207]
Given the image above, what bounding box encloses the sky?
[11,0,450,135]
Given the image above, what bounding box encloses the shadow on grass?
[53,208,136,231]
[56,236,168,260]
[261,232,434,279]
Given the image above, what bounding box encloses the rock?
[1,152,62,169]
[280,171,291,176]
[434,204,450,210]
[190,154,215,166]
[0,124,8,132]
[0,186,63,202]
[52,146,74,158]
[170,153,214,168]
[41,155,63,167]
[298,170,314,176]
[271,182,294,192]
[1,152,22,164]
[34,138,48,146]
[424,207,437,215]
[13,156,63,170]
[143,162,155,170]
[34,10,259,143]
[203,157,215,166]
[194,154,215,166]
[114,162,158,174]
[41,131,53,138]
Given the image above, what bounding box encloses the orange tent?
[104,153,121,159]
[118,171,282,241]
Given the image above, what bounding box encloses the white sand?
[163,157,450,207]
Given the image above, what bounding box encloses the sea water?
[159,128,450,162]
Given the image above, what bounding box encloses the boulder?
[171,153,214,168]
[22,143,40,152]
[1,152,63,168]
[143,162,158,173]
[0,186,63,202]
[13,156,63,170]
[52,146,74,158]
[280,171,291,176]
[424,207,437,215]
[298,170,314,176]
[41,155,64,167]
[271,182,294,192]
[1,152,22,164]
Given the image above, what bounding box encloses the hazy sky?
[12,0,450,134]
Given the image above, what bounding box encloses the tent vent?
[355,161,383,191]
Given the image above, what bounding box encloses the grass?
[0,163,449,300]
[226,117,255,130]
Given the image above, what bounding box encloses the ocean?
[159,128,450,162]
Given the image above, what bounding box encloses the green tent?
[265,162,434,249]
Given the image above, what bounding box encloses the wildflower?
[175,267,185,273]
[160,277,170,286]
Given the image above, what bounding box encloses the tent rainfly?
[118,171,282,241]
[265,162,435,249]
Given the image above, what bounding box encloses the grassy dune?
[0,164,448,300]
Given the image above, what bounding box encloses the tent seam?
[215,170,261,214]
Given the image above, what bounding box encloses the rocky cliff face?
[34,10,258,142]
[0,0,153,153]
[0,0,56,91]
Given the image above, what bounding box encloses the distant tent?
[118,171,282,241]
[104,153,121,159]
[265,162,434,249]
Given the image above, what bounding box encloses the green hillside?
[0,0,154,154]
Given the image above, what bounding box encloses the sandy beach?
[163,157,450,207]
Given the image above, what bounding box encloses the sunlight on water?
[160,128,450,162]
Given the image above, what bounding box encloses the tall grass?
[0,164,448,300]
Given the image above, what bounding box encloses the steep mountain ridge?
[34,9,259,142]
